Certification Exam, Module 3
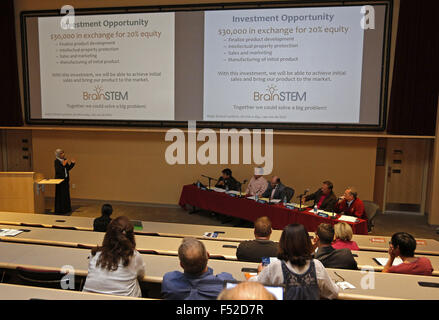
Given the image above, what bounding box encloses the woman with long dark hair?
[83,216,146,297]
[252,224,339,300]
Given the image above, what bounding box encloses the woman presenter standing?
[54,149,76,214]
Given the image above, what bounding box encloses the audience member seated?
[302,180,337,212]
[215,168,240,191]
[334,187,366,220]
[236,216,279,262]
[382,232,433,276]
[218,281,276,300]
[83,216,145,297]
[313,224,358,270]
[162,238,235,300]
[93,203,113,232]
[245,167,268,197]
[262,176,287,200]
[251,224,339,300]
[332,222,360,251]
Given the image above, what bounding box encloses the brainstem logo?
[82,86,129,101]
[253,85,306,102]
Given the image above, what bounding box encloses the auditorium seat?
[363,200,381,232]
[283,187,295,202]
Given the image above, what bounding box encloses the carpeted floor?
[45,199,439,240]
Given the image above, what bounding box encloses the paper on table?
[374,257,403,266]
[338,215,358,223]
[212,188,226,193]
[227,190,241,195]
[286,203,301,208]
[269,199,281,204]
[0,229,23,237]
[336,281,356,290]
[247,196,256,200]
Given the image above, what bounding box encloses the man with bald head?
[262,175,287,200]
[161,238,235,300]
[218,281,276,300]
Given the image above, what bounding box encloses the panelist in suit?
[302,180,337,212]
[215,168,240,191]
[262,176,285,200]
[54,148,76,214]
[334,187,366,220]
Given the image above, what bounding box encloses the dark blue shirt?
[161,267,235,300]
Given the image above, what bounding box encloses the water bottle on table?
[313,204,318,214]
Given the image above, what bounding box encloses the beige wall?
[32,130,377,205]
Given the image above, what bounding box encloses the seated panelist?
[245,167,268,197]
[215,168,239,191]
[262,176,286,200]
[334,187,366,220]
[302,180,337,212]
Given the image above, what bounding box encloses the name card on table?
[226,190,242,196]
[307,209,337,217]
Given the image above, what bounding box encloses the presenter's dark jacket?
[93,215,112,232]
[334,198,366,220]
[54,159,75,214]
[236,239,279,263]
[314,246,358,270]
[215,176,240,191]
[305,189,337,212]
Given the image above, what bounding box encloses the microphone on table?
[201,175,217,189]
[237,179,248,197]
[297,188,310,211]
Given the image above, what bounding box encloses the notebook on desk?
[373,257,403,266]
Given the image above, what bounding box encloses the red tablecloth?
[179,184,368,235]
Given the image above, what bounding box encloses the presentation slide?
[37,12,175,120]
[23,4,388,128]
[204,7,365,123]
